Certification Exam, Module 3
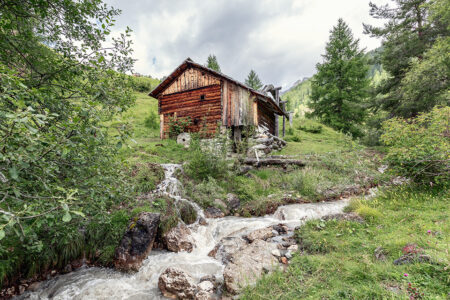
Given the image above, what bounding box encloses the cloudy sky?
[105,0,388,89]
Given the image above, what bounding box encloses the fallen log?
[243,158,306,168]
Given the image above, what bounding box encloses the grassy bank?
[241,185,450,299]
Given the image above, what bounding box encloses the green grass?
[241,185,450,299]
[275,118,358,156]
[107,92,196,164]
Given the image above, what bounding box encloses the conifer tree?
[245,70,263,90]
[206,54,221,72]
[363,0,449,117]
[310,19,369,137]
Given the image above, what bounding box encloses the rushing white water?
[18,164,360,300]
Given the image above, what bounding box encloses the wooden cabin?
[149,58,287,139]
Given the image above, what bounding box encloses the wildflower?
[427,230,431,234]
[404,273,409,277]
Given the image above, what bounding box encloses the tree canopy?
[309,18,369,137]
[364,0,449,117]
[0,0,135,276]
[245,70,263,90]
[206,54,221,72]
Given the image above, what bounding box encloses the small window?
[200,94,205,101]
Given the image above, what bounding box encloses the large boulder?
[223,239,279,294]
[114,212,160,272]
[158,267,197,300]
[208,236,247,264]
[163,224,195,253]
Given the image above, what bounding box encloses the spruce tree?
[245,70,263,90]
[206,54,221,72]
[310,19,369,137]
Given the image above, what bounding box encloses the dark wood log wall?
[257,102,276,135]
[159,84,222,138]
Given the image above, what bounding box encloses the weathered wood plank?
[243,158,306,168]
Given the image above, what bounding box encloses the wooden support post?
[160,114,164,139]
[274,88,280,137]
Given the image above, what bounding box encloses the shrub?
[178,201,197,225]
[286,127,294,135]
[167,116,192,138]
[184,177,226,208]
[355,205,382,222]
[285,135,301,142]
[185,136,229,181]
[129,163,165,194]
[131,76,154,92]
[298,124,323,134]
[144,111,159,129]
[381,106,449,184]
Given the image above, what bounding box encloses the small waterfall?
[154,164,205,222]
[18,164,373,300]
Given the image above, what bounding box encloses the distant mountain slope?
[281,77,312,117]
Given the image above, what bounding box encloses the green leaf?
[72,211,85,218]
[0,230,5,240]
[9,167,18,180]
[62,212,72,222]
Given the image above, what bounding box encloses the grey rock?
[224,240,279,294]
[158,267,197,300]
[208,236,247,264]
[204,207,225,219]
[245,227,274,243]
[287,245,298,252]
[393,254,431,265]
[163,224,194,253]
[374,246,386,261]
[225,193,240,212]
[114,212,160,272]
[271,249,281,257]
[285,251,293,259]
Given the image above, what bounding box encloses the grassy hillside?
[276,117,357,155]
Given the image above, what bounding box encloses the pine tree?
[206,54,221,72]
[310,18,369,137]
[363,0,449,117]
[245,70,263,90]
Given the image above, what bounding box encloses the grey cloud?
[105,0,383,88]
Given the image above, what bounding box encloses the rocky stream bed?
[16,164,375,299]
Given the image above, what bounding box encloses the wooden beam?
[243,158,306,168]
[160,114,164,139]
